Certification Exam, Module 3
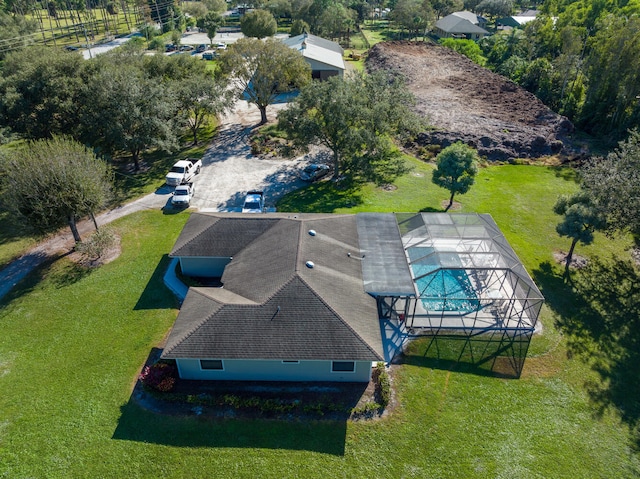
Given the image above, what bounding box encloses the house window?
[282,360,300,364]
[200,359,223,370]
[331,361,355,372]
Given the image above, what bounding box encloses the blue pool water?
[408,246,480,313]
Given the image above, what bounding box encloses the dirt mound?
[366,42,575,161]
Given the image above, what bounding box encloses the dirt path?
[0,100,306,301]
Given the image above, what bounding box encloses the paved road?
[0,100,313,301]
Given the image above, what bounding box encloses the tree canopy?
[80,60,178,171]
[197,12,224,44]
[240,9,278,38]
[220,37,310,124]
[553,191,606,277]
[0,47,86,139]
[175,74,236,145]
[0,136,113,243]
[581,129,640,237]
[278,71,422,183]
[431,142,479,211]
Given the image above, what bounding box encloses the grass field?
[0,158,638,478]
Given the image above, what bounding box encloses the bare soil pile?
[366,42,576,161]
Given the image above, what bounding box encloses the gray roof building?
[164,213,384,363]
[434,12,490,40]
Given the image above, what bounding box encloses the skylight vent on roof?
[306,261,315,268]
[308,229,316,236]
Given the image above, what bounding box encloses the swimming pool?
[408,246,480,313]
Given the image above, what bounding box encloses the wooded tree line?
[475,0,640,140]
[0,46,234,169]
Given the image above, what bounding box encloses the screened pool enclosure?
[357,213,544,376]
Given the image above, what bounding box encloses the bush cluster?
[139,361,177,392]
[185,392,346,416]
[75,228,116,261]
[373,362,391,408]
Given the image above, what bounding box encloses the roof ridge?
[296,275,382,359]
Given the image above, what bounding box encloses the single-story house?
[163,213,384,382]
[281,33,345,80]
[163,212,544,382]
[433,11,490,40]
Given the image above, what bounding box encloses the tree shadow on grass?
[277,180,363,213]
[533,259,640,449]
[134,254,180,310]
[547,165,581,183]
[0,252,90,308]
[49,257,93,288]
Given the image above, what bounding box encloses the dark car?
[202,51,215,60]
[300,163,331,182]
[196,44,207,53]
[165,43,177,52]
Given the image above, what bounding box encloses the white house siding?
[305,58,343,78]
[179,256,231,277]
[176,358,373,382]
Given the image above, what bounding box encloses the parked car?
[242,190,265,213]
[215,42,227,50]
[300,163,331,182]
[165,43,177,52]
[166,158,202,186]
[202,51,215,60]
[179,44,195,52]
[196,44,207,53]
[171,183,195,208]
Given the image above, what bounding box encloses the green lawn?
[0,161,639,478]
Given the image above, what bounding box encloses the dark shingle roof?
[170,215,280,258]
[163,276,381,360]
[163,213,383,361]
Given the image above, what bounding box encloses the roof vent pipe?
[308,229,316,236]
[305,261,315,268]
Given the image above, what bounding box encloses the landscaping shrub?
[139,361,177,392]
[373,362,391,407]
[75,227,116,261]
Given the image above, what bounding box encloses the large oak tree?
[1,137,113,243]
[279,71,422,183]
[220,38,310,124]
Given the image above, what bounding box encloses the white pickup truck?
[166,159,202,186]
[171,183,195,208]
[242,190,265,213]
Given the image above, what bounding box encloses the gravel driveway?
[189,100,307,212]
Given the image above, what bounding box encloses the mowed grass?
[0,162,638,477]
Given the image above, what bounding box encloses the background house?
[433,11,490,40]
[497,10,540,29]
[282,33,345,80]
